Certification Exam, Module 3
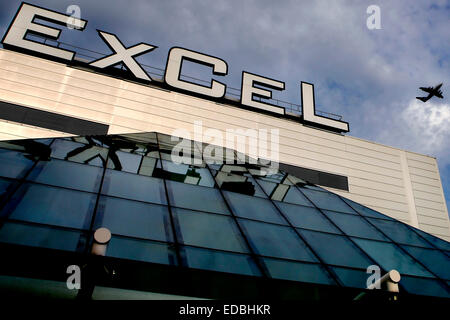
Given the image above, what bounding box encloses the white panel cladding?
[0,48,449,240]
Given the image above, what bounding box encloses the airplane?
[416,83,444,102]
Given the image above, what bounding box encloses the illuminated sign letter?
[241,72,285,115]
[165,47,228,98]
[1,3,86,61]
[90,30,157,81]
[301,82,349,132]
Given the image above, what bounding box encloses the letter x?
[90,30,157,81]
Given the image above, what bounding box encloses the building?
[0,2,449,300]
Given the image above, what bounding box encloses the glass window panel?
[94,196,173,242]
[166,180,229,214]
[138,156,161,178]
[161,160,215,187]
[330,267,369,289]
[341,197,393,220]
[27,159,103,193]
[257,180,312,206]
[262,258,336,285]
[101,170,167,205]
[239,219,317,262]
[352,238,434,278]
[323,210,389,241]
[275,202,341,234]
[107,151,141,173]
[367,218,432,248]
[299,230,373,268]
[223,191,286,225]
[252,171,289,184]
[2,183,96,230]
[172,208,248,253]
[301,189,356,214]
[401,245,450,280]
[215,171,266,198]
[106,237,177,265]
[50,139,108,167]
[409,226,450,251]
[286,174,306,186]
[400,276,450,298]
[0,178,14,199]
[0,149,35,179]
[182,246,261,276]
[0,221,84,252]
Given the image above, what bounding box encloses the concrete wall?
[0,48,449,241]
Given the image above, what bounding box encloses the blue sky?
[1,0,449,216]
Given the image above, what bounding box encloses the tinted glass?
[182,246,260,276]
[2,183,96,230]
[275,202,341,233]
[107,150,141,173]
[301,189,355,214]
[166,180,229,214]
[352,238,433,278]
[0,149,35,179]
[50,139,108,167]
[367,218,432,248]
[0,221,84,252]
[257,180,312,206]
[106,237,177,265]
[223,191,286,224]
[101,170,167,205]
[401,245,450,280]
[215,171,266,198]
[262,258,335,285]
[161,160,215,187]
[239,219,317,262]
[342,197,393,220]
[299,230,373,268]
[94,196,173,242]
[400,276,450,298]
[323,210,389,241]
[331,267,369,288]
[173,208,248,253]
[409,227,450,251]
[27,159,103,192]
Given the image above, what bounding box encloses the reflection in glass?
[160,160,215,187]
[341,197,394,220]
[173,208,247,253]
[299,230,373,269]
[301,189,356,214]
[239,219,317,262]
[275,202,340,233]
[323,210,388,241]
[101,170,167,205]
[263,258,335,285]
[27,159,103,193]
[3,183,95,229]
[51,139,108,167]
[401,245,450,280]
[367,218,432,248]
[352,238,433,278]
[257,180,312,206]
[106,236,177,265]
[182,246,260,276]
[0,149,35,179]
[166,180,229,214]
[0,221,84,252]
[223,191,286,224]
[95,196,173,242]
